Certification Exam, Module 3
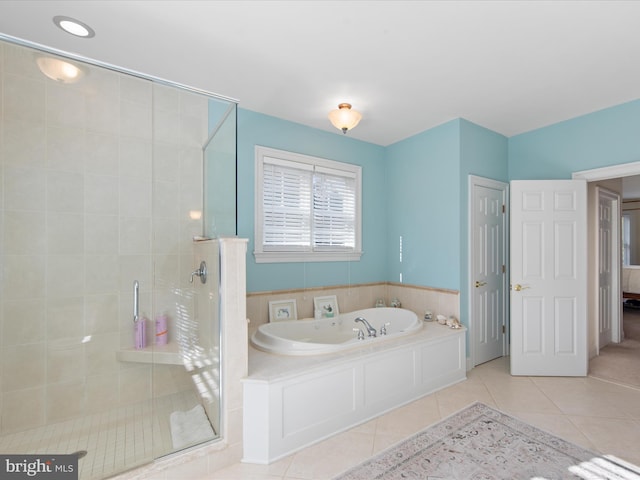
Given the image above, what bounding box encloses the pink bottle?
[155,313,168,346]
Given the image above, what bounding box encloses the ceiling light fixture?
[53,15,95,38]
[36,55,87,83]
[328,103,362,134]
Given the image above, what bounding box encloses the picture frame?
[313,295,339,318]
[268,299,297,322]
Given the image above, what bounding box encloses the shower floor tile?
[0,389,209,480]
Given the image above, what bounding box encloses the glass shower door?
[0,39,158,478]
[149,84,225,458]
[0,37,233,479]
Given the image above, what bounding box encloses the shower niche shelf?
[117,343,182,365]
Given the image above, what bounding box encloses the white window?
[254,146,362,263]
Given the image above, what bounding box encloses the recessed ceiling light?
[53,15,95,38]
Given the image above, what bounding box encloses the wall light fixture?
[36,55,86,83]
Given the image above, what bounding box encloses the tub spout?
[354,317,376,337]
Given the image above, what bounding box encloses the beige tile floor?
[204,356,640,480]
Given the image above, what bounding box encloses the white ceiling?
[0,1,639,146]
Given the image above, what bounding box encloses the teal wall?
[385,120,461,290]
[237,108,510,321]
[509,99,640,179]
[459,120,508,326]
[237,109,388,292]
[237,97,638,322]
[233,107,511,362]
[384,118,507,325]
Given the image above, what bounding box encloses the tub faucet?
[354,317,376,337]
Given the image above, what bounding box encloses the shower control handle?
[190,261,207,284]
[380,322,391,336]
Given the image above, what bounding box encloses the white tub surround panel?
[242,324,466,464]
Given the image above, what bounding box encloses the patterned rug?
[334,402,640,480]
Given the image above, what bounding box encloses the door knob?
[475,281,487,288]
[512,283,530,291]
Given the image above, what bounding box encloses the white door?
[470,176,507,366]
[510,180,588,376]
[598,188,613,348]
[597,187,621,347]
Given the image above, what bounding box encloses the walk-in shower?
[0,37,237,479]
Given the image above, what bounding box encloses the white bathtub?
[250,307,422,355]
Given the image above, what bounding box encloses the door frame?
[573,162,634,356]
[468,175,509,368]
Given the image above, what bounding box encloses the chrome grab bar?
[133,280,139,323]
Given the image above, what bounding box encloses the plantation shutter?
[261,159,357,251]
[262,156,312,250]
[313,166,356,249]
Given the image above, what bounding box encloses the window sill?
[253,250,363,264]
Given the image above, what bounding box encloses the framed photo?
[314,295,339,318]
[268,299,297,322]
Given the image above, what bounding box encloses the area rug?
[334,402,640,480]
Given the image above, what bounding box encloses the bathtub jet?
[250,307,422,355]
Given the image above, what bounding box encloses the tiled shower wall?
[0,41,208,434]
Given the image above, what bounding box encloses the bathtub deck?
[243,321,466,464]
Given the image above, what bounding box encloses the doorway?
[573,163,637,356]
[469,164,635,374]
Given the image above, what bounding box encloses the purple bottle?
[155,313,168,346]
[135,316,147,350]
